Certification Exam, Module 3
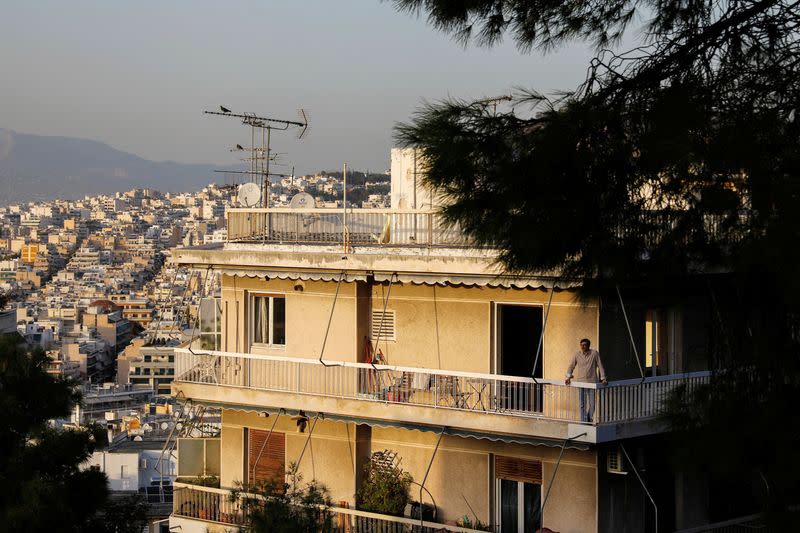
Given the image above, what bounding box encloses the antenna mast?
[204,107,309,207]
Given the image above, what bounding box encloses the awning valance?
[210,267,577,290]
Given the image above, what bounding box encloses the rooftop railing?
[226,208,466,247]
[227,207,754,249]
[174,348,710,426]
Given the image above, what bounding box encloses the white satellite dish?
[160,422,169,431]
[143,423,153,433]
[289,192,315,209]
[238,182,261,207]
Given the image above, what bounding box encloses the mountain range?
[0,128,220,205]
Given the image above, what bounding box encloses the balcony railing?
[227,208,466,247]
[174,482,486,532]
[174,349,710,426]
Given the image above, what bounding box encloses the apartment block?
[168,168,721,533]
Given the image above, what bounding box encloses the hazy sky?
[1,1,594,175]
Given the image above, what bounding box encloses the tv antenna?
[474,94,513,115]
[205,105,309,207]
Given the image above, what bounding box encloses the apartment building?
[82,302,134,354]
[167,163,722,533]
[118,337,178,395]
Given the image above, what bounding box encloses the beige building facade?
[169,194,717,532]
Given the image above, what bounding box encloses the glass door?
[497,479,542,533]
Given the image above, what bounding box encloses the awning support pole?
[616,285,645,382]
[532,284,556,383]
[371,272,397,370]
[295,413,321,470]
[251,409,284,484]
[620,443,657,533]
[541,432,587,528]
[419,427,446,528]
[319,272,345,367]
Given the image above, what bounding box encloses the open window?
[249,294,286,348]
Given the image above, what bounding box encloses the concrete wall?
[221,275,357,362]
[86,451,139,491]
[221,275,600,381]
[218,409,597,532]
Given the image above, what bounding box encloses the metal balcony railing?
[226,208,467,247]
[174,349,710,426]
[173,482,486,532]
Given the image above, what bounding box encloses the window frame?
[248,292,286,348]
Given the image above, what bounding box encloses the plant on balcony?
[457,515,493,531]
[176,474,220,488]
[231,463,334,533]
[356,451,413,517]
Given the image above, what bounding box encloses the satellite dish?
[289,192,315,209]
[238,182,261,207]
[143,423,152,432]
[160,422,169,431]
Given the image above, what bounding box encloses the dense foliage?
[356,455,413,516]
[233,464,334,533]
[0,335,110,531]
[393,0,800,523]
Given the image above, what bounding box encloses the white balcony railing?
[174,349,710,426]
[173,482,486,532]
[227,208,466,247]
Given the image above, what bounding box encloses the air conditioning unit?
[607,447,627,475]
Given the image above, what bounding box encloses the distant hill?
[0,128,220,204]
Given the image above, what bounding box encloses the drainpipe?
[419,428,446,528]
[541,432,587,528]
[620,443,657,533]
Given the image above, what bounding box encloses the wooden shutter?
[248,429,285,487]
[495,456,542,484]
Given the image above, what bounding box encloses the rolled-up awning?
[211,267,577,290]
[207,403,590,450]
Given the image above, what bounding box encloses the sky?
[0,1,595,175]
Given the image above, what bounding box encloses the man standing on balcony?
[565,338,608,422]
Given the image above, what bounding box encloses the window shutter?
[371,309,396,341]
[248,430,286,487]
[495,456,542,484]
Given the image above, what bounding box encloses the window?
[251,294,286,346]
[247,429,286,488]
[495,456,542,533]
[198,297,222,351]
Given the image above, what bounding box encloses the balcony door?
[496,304,543,411]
